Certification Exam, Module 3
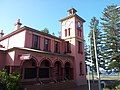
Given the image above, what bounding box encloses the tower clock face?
[77,21,82,29]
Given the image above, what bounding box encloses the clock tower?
[59,8,87,85]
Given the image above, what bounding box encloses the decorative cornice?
[6,47,74,59]
[59,14,85,22]
[63,36,84,41]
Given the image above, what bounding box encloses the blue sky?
[0,0,119,41]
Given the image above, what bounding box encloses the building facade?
[0,8,86,85]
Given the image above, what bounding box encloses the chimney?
[14,19,22,30]
[0,30,4,38]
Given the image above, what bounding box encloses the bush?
[105,81,120,90]
[116,84,120,90]
[0,70,22,90]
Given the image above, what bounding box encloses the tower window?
[32,34,40,49]
[44,38,51,51]
[77,30,79,36]
[68,28,71,36]
[78,30,82,37]
[65,29,67,37]
[78,41,83,54]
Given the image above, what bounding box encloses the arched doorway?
[22,58,37,79]
[65,62,71,80]
[54,61,62,81]
[39,60,50,78]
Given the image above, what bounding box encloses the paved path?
[24,82,98,90]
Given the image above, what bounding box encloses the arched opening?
[54,61,62,81]
[65,62,71,80]
[39,60,50,78]
[22,58,37,79]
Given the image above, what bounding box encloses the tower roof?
[59,8,85,22]
[67,8,77,15]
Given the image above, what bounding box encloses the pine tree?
[41,28,49,34]
[88,17,104,72]
[84,41,90,66]
[101,5,120,72]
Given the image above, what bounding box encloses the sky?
[0,0,119,41]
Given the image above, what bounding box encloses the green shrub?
[116,84,120,90]
[0,70,22,90]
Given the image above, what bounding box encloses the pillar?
[61,67,65,81]
[51,66,56,81]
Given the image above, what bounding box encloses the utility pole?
[89,44,94,83]
[92,19,101,90]
[87,66,91,90]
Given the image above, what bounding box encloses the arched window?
[39,60,50,78]
[68,28,71,36]
[65,29,67,37]
[23,58,37,79]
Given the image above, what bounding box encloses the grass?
[87,74,120,90]
[87,74,120,80]
[103,88,110,90]
[101,76,120,80]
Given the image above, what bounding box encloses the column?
[10,66,12,73]
[61,67,65,81]
[49,67,52,80]
[51,66,56,81]
[20,66,23,79]
[70,68,74,80]
[21,68,24,80]
[36,66,39,80]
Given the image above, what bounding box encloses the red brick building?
[0,8,87,85]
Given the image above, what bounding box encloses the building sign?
[20,54,31,60]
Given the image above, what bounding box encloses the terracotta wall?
[0,50,5,69]
[25,30,65,54]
